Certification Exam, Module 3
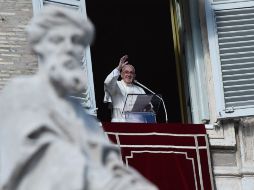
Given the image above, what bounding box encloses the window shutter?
[32,0,97,115]
[206,0,254,118]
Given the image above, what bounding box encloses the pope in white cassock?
[104,55,146,122]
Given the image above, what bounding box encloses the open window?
[86,0,183,123]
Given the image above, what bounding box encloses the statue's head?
[27,6,94,96]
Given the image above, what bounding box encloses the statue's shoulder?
[1,75,39,94]
[3,75,52,98]
[0,75,51,111]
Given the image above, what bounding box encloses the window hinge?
[225,107,234,113]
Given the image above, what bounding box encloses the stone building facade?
[2,0,254,190]
[0,0,37,90]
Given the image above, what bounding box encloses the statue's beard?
[45,56,87,97]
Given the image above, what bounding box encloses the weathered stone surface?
[0,0,37,91]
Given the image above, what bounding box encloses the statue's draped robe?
[0,74,107,190]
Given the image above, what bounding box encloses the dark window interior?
[86,0,182,123]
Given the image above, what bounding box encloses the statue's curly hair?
[26,5,94,48]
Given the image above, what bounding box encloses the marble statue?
[0,6,158,190]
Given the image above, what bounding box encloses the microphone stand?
[134,80,168,123]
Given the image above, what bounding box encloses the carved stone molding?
[239,117,254,172]
[206,121,236,148]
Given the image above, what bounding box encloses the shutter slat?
[219,39,254,49]
[216,7,254,17]
[220,45,254,53]
[218,29,254,37]
[222,68,254,77]
[220,50,254,58]
[217,20,254,29]
[216,14,254,22]
[44,0,80,7]
[220,56,254,64]
[226,100,254,107]
[219,35,254,44]
[224,83,254,90]
[223,71,254,79]
[223,78,254,86]
[225,94,254,101]
[225,88,254,97]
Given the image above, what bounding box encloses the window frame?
[173,0,210,123]
[184,0,210,123]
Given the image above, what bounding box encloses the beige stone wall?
[0,0,37,90]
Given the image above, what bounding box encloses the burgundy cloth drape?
[102,122,214,190]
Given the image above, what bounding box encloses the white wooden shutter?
[32,0,97,115]
[206,0,254,118]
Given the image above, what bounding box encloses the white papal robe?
[104,68,145,122]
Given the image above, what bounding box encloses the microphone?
[134,80,168,123]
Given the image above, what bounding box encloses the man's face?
[121,65,135,85]
[35,24,87,95]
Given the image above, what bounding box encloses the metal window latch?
[225,107,234,113]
